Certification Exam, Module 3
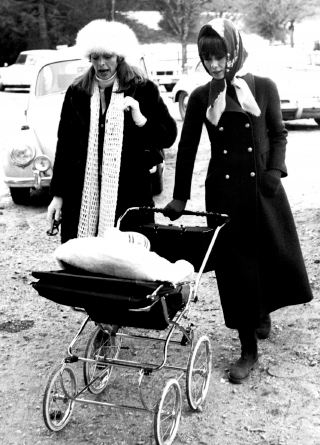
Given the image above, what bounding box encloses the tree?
[149,0,206,72]
[242,0,319,47]
[150,0,241,71]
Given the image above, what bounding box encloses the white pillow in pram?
[103,227,151,250]
[53,235,194,283]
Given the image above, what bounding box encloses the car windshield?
[35,59,90,96]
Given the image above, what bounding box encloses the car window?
[35,59,90,96]
[195,61,205,73]
[15,54,27,65]
[139,56,148,77]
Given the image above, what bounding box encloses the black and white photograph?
[0,1,320,444]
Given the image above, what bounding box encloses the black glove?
[163,199,187,221]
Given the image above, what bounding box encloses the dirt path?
[0,120,320,445]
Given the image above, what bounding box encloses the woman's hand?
[163,199,187,221]
[267,169,282,179]
[122,96,147,127]
[47,196,63,223]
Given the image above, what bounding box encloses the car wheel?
[9,187,31,205]
[178,91,189,120]
[164,84,175,92]
[314,118,320,126]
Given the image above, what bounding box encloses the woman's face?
[90,53,118,80]
[203,55,227,80]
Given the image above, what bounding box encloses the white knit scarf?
[77,77,124,237]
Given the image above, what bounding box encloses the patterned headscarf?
[198,18,260,125]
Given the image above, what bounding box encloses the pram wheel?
[186,335,212,411]
[43,365,77,431]
[83,325,122,394]
[154,379,182,445]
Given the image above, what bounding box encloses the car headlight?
[10,145,36,167]
[33,155,51,172]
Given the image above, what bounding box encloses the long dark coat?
[173,74,313,329]
[50,79,177,243]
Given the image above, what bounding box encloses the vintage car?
[172,59,320,125]
[2,49,165,204]
[0,50,56,90]
[148,59,182,92]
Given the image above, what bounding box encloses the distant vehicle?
[172,59,320,125]
[2,49,165,204]
[171,61,210,119]
[149,60,182,92]
[0,50,56,90]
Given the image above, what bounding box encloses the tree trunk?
[288,20,294,48]
[38,0,50,48]
[111,0,115,20]
[181,39,188,73]
[105,0,116,21]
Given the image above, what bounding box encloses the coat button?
[245,123,250,128]
[248,147,253,152]
[223,150,228,154]
[250,172,255,177]
[225,174,230,179]
[219,127,224,131]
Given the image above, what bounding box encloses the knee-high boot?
[228,327,259,384]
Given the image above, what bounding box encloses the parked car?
[148,60,182,92]
[0,50,56,90]
[2,50,165,204]
[172,61,210,119]
[172,59,320,126]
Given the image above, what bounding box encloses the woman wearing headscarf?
[164,18,313,384]
[47,20,177,243]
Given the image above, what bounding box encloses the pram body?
[32,207,229,445]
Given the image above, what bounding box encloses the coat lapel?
[224,94,247,115]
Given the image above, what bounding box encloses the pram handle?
[147,206,228,219]
[140,206,230,225]
[116,206,230,228]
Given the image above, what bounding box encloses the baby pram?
[32,207,229,445]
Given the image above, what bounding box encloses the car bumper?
[4,172,52,189]
[281,100,320,120]
[153,77,180,86]
[2,84,30,89]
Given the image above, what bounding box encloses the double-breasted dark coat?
[50,79,177,243]
[173,74,313,329]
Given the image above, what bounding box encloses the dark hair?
[73,55,147,95]
[198,34,227,60]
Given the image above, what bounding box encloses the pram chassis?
[36,207,229,444]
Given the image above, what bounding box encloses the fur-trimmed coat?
[173,74,313,329]
[50,79,177,243]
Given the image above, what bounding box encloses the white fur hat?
[76,20,139,62]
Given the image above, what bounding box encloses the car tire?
[178,91,189,120]
[314,119,320,126]
[9,187,31,205]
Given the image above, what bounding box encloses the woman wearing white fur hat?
[47,20,177,242]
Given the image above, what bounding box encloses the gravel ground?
[0,114,320,445]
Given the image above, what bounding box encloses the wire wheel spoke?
[43,365,77,431]
[83,326,122,394]
[186,335,212,410]
[154,379,182,445]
